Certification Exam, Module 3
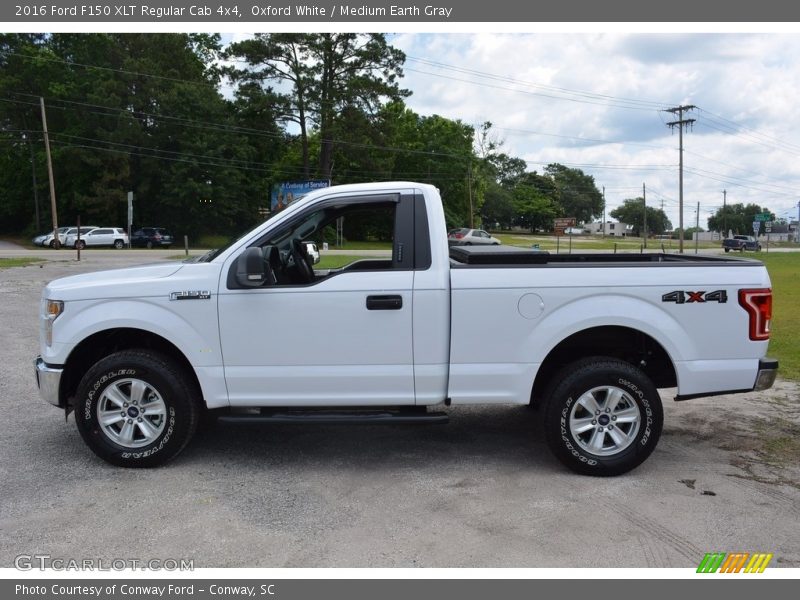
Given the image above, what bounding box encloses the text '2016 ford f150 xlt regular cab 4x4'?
[34,182,777,475]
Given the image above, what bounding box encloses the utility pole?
[722,189,727,237]
[642,182,647,249]
[664,104,696,254]
[602,186,606,239]
[467,163,474,228]
[695,202,700,254]
[40,97,59,248]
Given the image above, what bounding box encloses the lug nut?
[127,419,133,424]
[598,427,604,432]
[605,408,611,413]
[608,425,614,430]
[137,417,143,423]
[120,411,126,417]
[123,402,128,407]
[611,416,617,421]
[591,420,597,425]
[595,410,600,415]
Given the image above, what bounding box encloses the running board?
[218,409,449,425]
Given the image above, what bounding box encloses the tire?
[74,350,200,468]
[75,240,86,250]
[114,239,124,249]
[146,241,153,249]
[49,240,56,248]
[464,242,472,246]
[543,357,663,476]
[724,248,730,253]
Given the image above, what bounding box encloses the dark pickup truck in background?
[723,235,762,252]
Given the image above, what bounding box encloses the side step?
[218,408,449,425]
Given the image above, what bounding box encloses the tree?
[481,182,515,229]
[224,33,408,180]
[512,184,559,232]
[610,198,672,236]
[544,163,603,223]
[708,203,775,236]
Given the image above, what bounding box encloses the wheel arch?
[60,328,203,410]
[530,325,677,406]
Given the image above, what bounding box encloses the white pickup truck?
[35,182,777,475]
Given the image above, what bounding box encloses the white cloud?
[390,33,800,227]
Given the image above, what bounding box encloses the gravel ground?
[1,255,799,568]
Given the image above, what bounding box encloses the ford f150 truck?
[723,235,762,252]
[34,182,778,475]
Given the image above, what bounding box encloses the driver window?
[261,200,398,286]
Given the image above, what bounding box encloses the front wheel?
[724,248,730,253]
[543,357,663,476]
[74,350,199,467]
[75,240,86,250]
[114,239,124,249]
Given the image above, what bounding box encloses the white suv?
[70,227,129,249]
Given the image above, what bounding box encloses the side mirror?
[235,247,270,287]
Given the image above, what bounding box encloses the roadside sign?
[753,221,760,234]
[764,221,772,233]
[755,213,771,222]
[554,217,576,236]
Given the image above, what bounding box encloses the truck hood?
[44,262,185,301]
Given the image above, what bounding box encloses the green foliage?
[610,198,672,235]
[544,163,604,223]
[708,203,776,236]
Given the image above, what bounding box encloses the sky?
[389,33,800,230]
[224,33,800,229]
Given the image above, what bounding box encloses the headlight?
[44,300,64,346]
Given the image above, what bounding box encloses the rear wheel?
[724,248,730,253]
[543,357,663,476]
[75,240,86,250]
[114,239,124,249]
[74,350,199,467]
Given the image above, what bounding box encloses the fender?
[45,298,228,409]
[530,293,689,367]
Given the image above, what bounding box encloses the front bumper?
[34,356,63,407]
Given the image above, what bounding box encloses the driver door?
[217,193,416,407]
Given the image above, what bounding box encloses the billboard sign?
[271,180,329,212]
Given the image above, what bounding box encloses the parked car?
[48,225,97,248]
[723,235,761,253]
[448,228,501,245]
[32,233,49,246]
[131,227,174,249]
[305,241,320,264]
[40,227,71,248]
[70,227,128,249]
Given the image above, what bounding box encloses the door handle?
[366,295,403,310]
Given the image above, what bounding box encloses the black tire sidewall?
[74,351,198,467]
[545,358,663,476]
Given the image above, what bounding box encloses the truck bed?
[449,245,763,267]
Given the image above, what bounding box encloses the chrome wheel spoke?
[605,388,624,412]
[99,410,125,427]
[588,428,606,451]
[571,417,596,434]
[103,384,129,408]
[577,392,601,415]
[136,418,160,441]
[129,379,147,404]
[607,427,629,447]
[614,407,640,423]
[142,398,166,416]
[117,420,136,445]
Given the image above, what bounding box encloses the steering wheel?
[290,239,315,284]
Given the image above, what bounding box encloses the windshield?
[192,211,283,263]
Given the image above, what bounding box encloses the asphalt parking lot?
[1,253,799,568]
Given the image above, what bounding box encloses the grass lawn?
[316,254,386,269]
[756,253,800,381]
[493,232,722,252]
[0,258,44,269]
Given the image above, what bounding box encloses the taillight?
[455,233,464,239]
[738,288,772,341]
